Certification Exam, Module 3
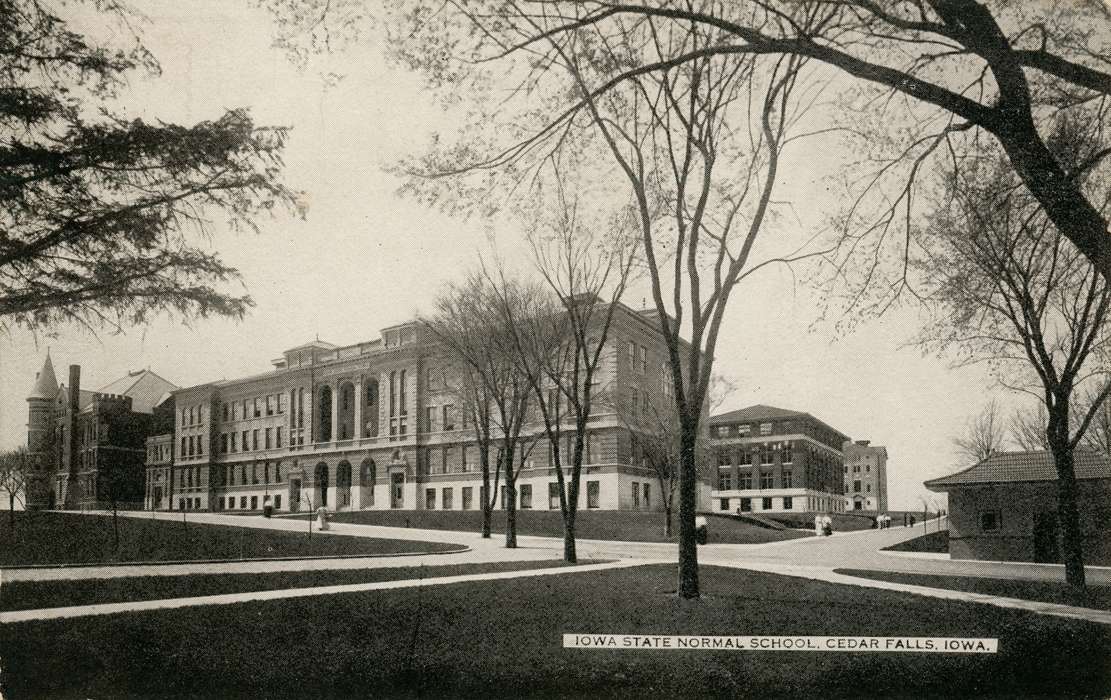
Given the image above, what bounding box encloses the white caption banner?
[563,634,998,653]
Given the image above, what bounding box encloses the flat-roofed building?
[843,439,889,512]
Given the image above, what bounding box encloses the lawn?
[0,560,585,612]
[835,568,1111,612]
[884,530,950,554]
[0,512,459,567]
[3,564,1109,698]
[308,509,810,544]
[761,512,877,532]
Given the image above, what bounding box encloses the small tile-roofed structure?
[925,450,1111,565]
[926,451,1111,490]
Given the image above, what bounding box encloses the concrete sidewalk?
[717,561,1111,627]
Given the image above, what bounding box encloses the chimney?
[64,365,81,508]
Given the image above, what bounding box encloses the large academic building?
[843,439,889,512]
[25,354,177,510]
[144,303,713,514]
[708,405,850,514]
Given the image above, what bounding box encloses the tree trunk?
[481,504,492,538]
[663,503,673,538]
[564,511,577,563]
[1051,445,1087,591]
[677,425,700,599]
[504,480,517,548]
[8,493,14,527]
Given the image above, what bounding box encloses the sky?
[0,0,1027,510]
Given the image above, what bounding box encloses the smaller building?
[843,439,888,512]
[925,451,1111,565]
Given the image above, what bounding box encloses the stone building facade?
[926,451,1111,565]
[708,405,848,514]
[25,354,177,510]
[843,439,889,512]
[148,304,712,513]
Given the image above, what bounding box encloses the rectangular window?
[762,496,773,510]
[222,403,229,422]
[181,436,186,456]
[781,442,793,464]
[220,434,228,454]
[760,471,773,490]
[632,482,640,509]
[717,452,732,467]
[783,496,793,510]
[520,484,532,509]
[250,496,258,510]
[461,445,469,472]
[426,406,436,432]
[242,430,249,451]
[643,483,650,510]
[587,480,600,509]
[441,447,449,473]
[254,398,261,418]
[760,443,774,465]
[626,341,635,368]
[442,405,455,431]
[426,488,436,510]
[738,471,752,490]
[231,432,238,452]
[719,498,730,511]
[276,427,283,448]
[462,487,473,510]
[549,482,560,509]
[740,497,752,512]
[274,495,282,510]
[442,487,454,510]
[980,511,1001,531]
[759,422,773,436]
[253,429,259,451]
[265,427,272,450]
[638,344,647,374]
[717,468,732,491]
[782,470,793,488]
[854,480,862,492]
[241,496,247,509]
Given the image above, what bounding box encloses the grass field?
[307,509,810,544]
[0,512,459,567]
[3,564,1108,698]
[836,568,1111,612]
[884,530,950,554]
[1,560,586,612]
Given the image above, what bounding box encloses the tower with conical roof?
[26,352,59,509]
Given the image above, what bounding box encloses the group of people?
[814,514,834,537]
[874,513,893,529]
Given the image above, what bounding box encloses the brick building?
[148,303,712,513]
[925,451,1111,565]
[843,439,889,512]
[25,354,177,510]
[708,405,848,514]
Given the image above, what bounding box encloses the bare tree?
[487,202,635,562]
[426,273,534,547]
[917,143,1111,591]
[0,447,33,528]
[952,400,1007,464]
[1011,403,1052,452]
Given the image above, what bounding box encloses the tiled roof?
[709,404,809,424]
[926,451,1111,489]
[97,369,178,414]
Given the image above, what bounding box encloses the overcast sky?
[0,0,1028,510]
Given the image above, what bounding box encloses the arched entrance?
[318,386,333,442]
[314,462,329,507]
[337,461,352,509]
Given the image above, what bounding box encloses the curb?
[0,545,472,571]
